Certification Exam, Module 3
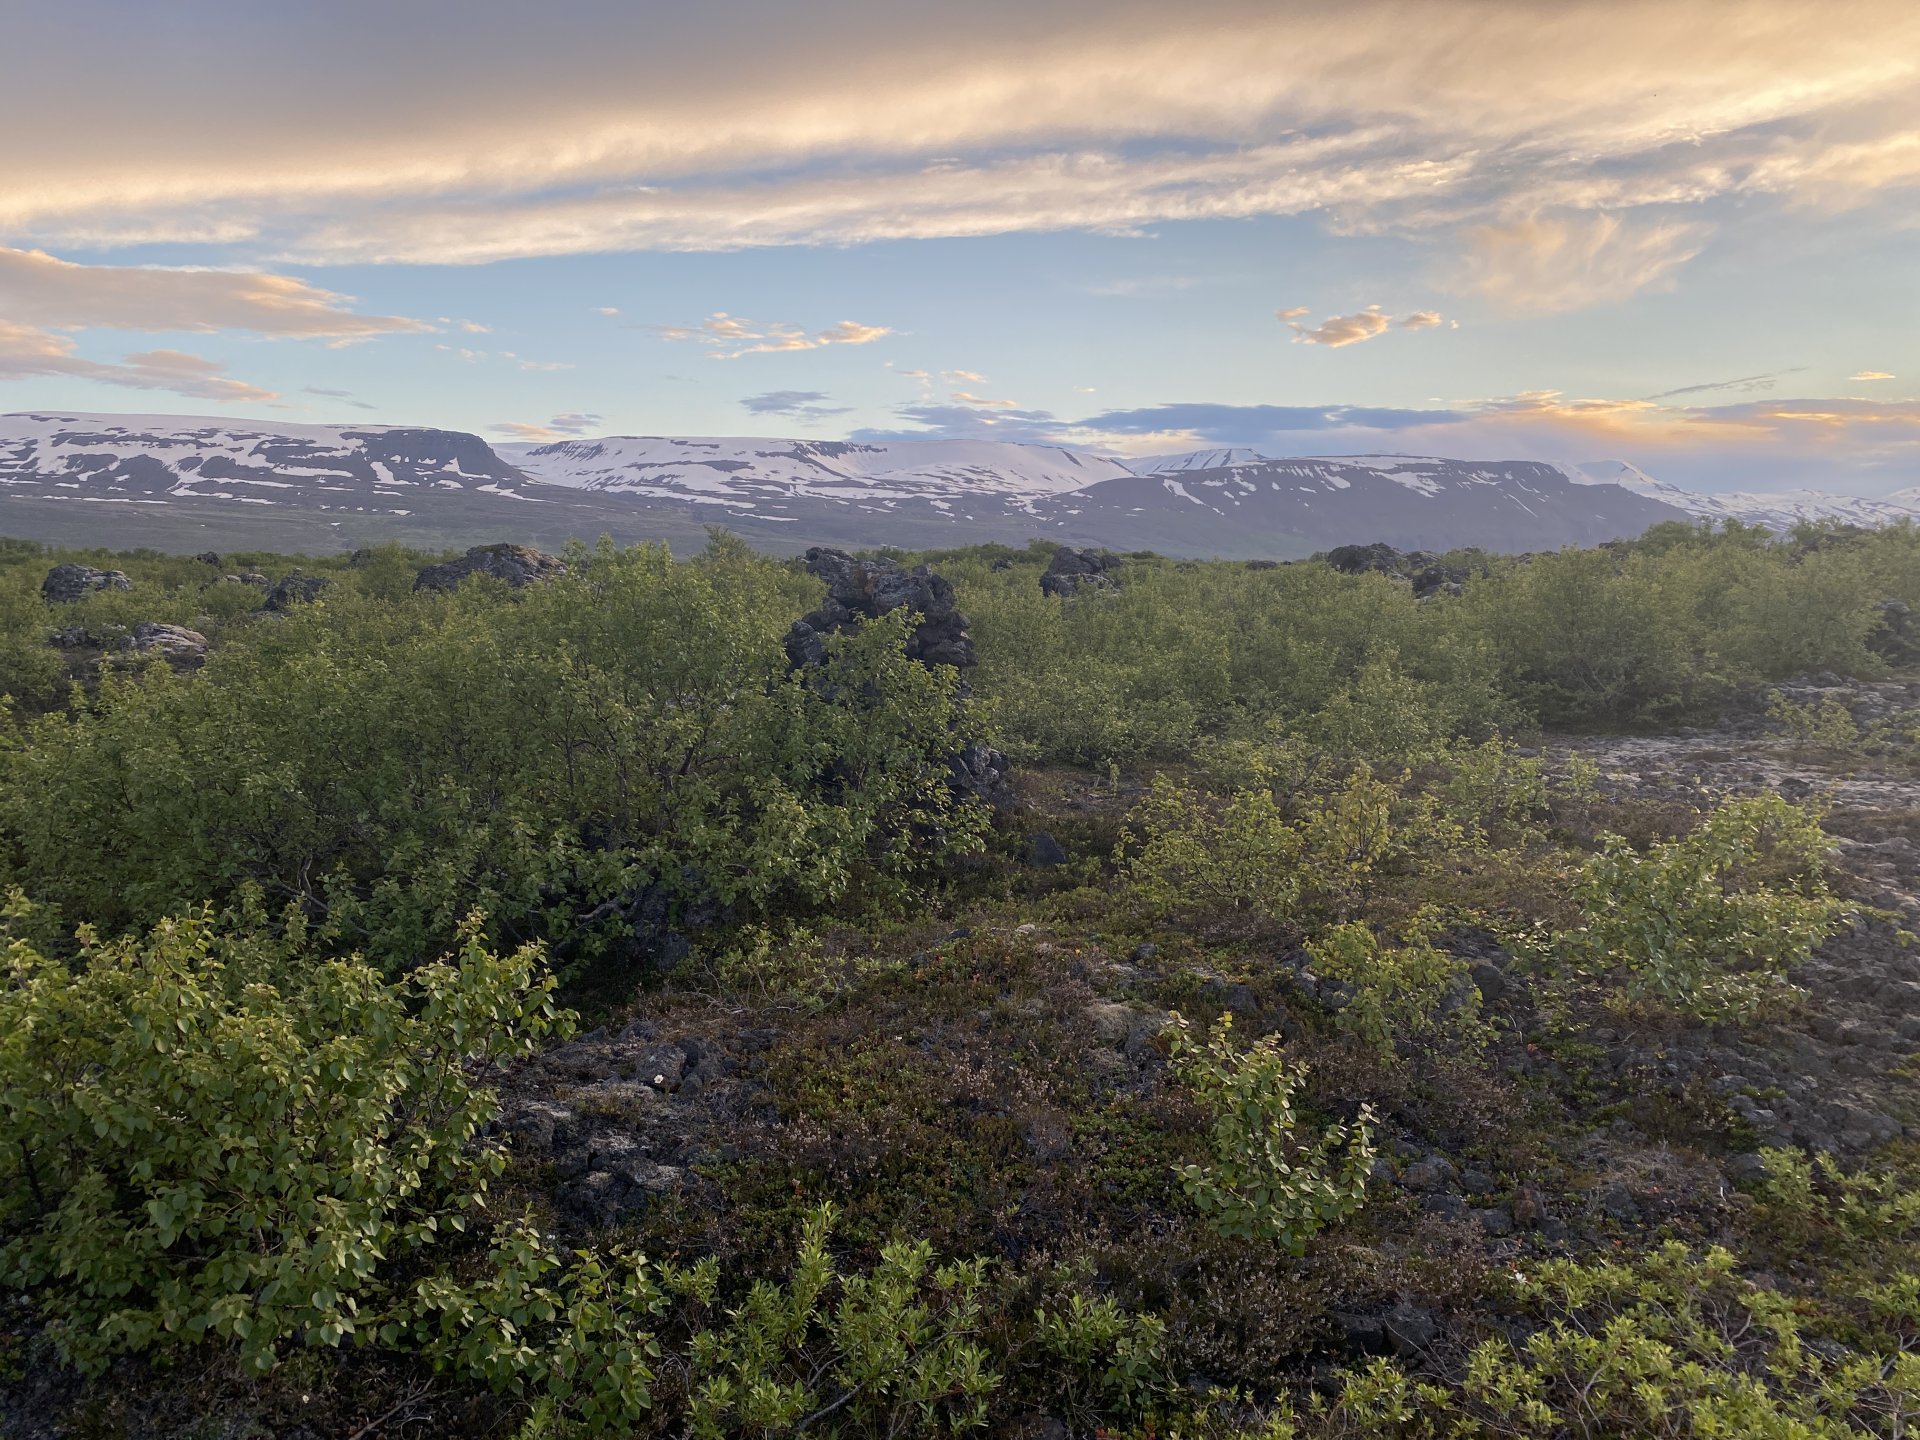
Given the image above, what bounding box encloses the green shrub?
[1164,1012,1376,1251]
[1434,737,1550,846]
[1749,1146,1920,1254]
[1455,1243,1920,1438]
[1560,795,1849,1019]
[678,1203,999,1439]
[0,542,988,969]
[1120,764,1396,927]
[1305,918,1486,1059]
[1287,650,1451,765]
[0,904,569,1374]
[1267,1244,1920,1438]
[1767,690,1860,749]
[1466,545,1698,726]
[398,1219,667,1436]
[1031,1292,1170,1420]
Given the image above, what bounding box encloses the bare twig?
[342,1385,431,1440]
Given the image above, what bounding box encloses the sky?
[3,0,1919,494]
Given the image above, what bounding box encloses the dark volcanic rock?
[42,563,131,603]
[414,542,569,593]
[783,548,1015,811]
[194,551,221,567]
[948,741,1015,810]
[1324,542,1468,599]
[573,875,722,972]
[1027,831,1069,867]
[262,571,331,611]
[1401,1154,1459,1192]
[126,622,209,669]
[1324,542,1407,577]
[1383,1303,1439,1357]
[1040,546,1120,598]
[784,547,976,669]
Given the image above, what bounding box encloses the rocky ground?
[469,674,1920,1391]
[1546,675,1919,1160]
[10,651,1916,1435]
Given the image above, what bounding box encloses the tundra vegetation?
[1,519,1919,1438]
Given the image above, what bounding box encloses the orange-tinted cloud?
[1284,305,1450,346]
[0,321,276,403]
[1453,214,1707,312]
[4,1,1911,290]
[652,312,892,359]
[0,246,425,337]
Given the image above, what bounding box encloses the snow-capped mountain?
[498,436,1132,519]
[1561,458,1920,530]
[1123,448,1274,474]
[0,412,536,515]
[1043,453,1688,554]
[3,412,1909,558]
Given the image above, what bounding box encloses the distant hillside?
[15,410,1910,556]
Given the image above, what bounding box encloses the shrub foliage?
[0,905,568,1374]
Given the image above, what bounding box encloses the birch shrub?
[1165,1013,1376,1252]
[0,904,568,1374]
[1560,794,1849,1020]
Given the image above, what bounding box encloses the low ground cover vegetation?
[1,520,1918,1437]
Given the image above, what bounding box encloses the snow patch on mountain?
[1123,448,1274,474]
[4,412,1912,555]
[0,412,531,511]
[1561,458,1920,529]
[499,435,1134,513]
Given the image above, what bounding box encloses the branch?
[794,1386,860,1433]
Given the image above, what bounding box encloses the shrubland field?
[3,519,1920,1439]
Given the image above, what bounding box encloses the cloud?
[950,390,1023,409]
[0,320,276,403]
[1643,370,1802,401]
[303,384,378,410]
[852,399,1064,445]
[1283,305,1449,346]
[1275,306,1312,321]
[278,136,1472,264]
[10,0,1916,292]
[434,343,571,370]
[1454,213,1708,312]
[816,319,890,345]
[0,246,425,337]
[1852,370,1896,381]
[942,369,986,383]
[491,411,604,442]
[595,306,621,316]
[1286,306,1393,347]
[653,311,891,359]
[846,375,1920,490]
[741,389,853,422]
[1069,389,1920,491]
[1082,402,1464,441]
